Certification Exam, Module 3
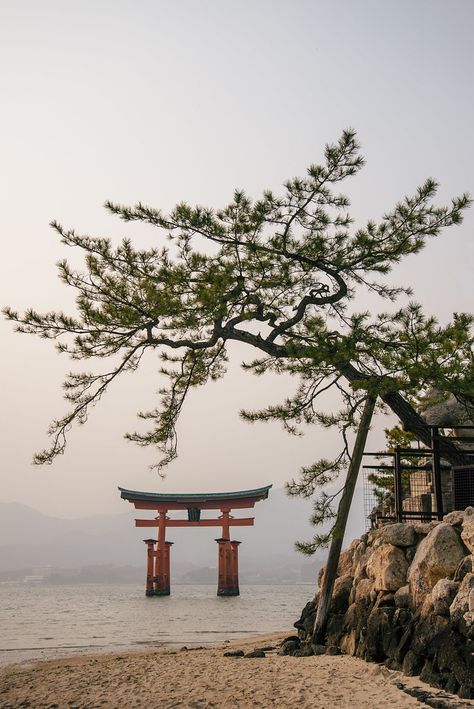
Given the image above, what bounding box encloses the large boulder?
[352,541,371,580]
[353,577,373,603]
[380,523,416,548]
[431,579,459,616]
[450,573,474,627]
[461,507,474,553]
[443,510,465,527]
[293,599,316,637]
[336,541,358,577]
[365,606,397,662]
[408,523,465,606]
[394,584,410,608]
[330,575,353,613]
[366,543,409,592]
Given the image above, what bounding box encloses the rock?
[281,635,300,644]
[318,565,325,588]
[343,602,369,640]
[365,606,396,662]
[445,674,460,694]
[380,523,416,547]
[454,555,473,582]
[337,547,355,578]
[326,645,341,655]
[340,629,357,656]
[223,650,244,657]
[410,613,449,658]
[461,507,474,553]
[245,649,265,658]
[413,521,439,536]
[392,611,412,664]
[374,591,395,608]
[445,642,474,690]
[366,543,409,592]
[459,685,473,700]
[408,523,465,606]
[352,541,370,579]
[419,659,445,689]
[294,600,316,636]
[278,636,300,655]
[443,510,464,526]
[394,585,410,608]
[310,644,327,655]
[450,573,474,627]
[402,650,423,676]
[330,575,353,613]
[367,527,383,545]
[292,644,314,657]
[436,630,473,686]
[294,522,474,701]
[325,613,345,647]
[353,578,373,603]
[431,579,459,616]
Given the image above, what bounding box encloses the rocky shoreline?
[290,508,474,700]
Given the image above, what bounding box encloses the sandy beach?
[1,632,472,709]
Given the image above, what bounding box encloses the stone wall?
[291,508,474,700]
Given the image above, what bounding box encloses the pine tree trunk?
[312,393,377,645]
[336,361,468,464]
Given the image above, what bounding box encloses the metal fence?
[363,426,474,528]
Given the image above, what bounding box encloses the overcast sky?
[1,0,473,520]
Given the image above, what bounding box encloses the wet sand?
[0,632,472,708]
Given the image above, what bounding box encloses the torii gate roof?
[118,484,272,508]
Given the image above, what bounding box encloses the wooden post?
[221,509,231,540]
[394,445,404,523]
[216,538,238,596]
[312,394,377,644]
[230,541,241,595]
[163,541,173,595]
[143,539,156,596]
[154,510,170,596]
[431,426,444,521]
[216,538,227,595]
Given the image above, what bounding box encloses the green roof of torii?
[118,484,272,504]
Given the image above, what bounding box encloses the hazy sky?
[1,0,473,520]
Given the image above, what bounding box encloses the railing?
[363,425,474,527]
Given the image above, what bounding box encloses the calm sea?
[0,584,313,667]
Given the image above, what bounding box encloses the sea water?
[0,584,313,666]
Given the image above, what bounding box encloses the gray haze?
[1,1,473,535]
[0,488,365,582]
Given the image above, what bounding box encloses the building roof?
[118,484,272,506]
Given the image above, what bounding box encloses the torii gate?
[119,485,271,596]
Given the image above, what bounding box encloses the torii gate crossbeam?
[119,485,272,597]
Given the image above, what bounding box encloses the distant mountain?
[0,487,367,582]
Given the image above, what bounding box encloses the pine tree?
[4,130,473,550]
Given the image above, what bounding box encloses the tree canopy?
[4,129,473,548]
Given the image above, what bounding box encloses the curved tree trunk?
[336,361,468,464]
[312,393,377,644]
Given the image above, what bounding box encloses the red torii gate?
[119,485,271,596]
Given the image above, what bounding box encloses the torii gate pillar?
[119,485,271,597]
[215,538,241,596]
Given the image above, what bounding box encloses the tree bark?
[312,393,377,645]
[336,361,468,464]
